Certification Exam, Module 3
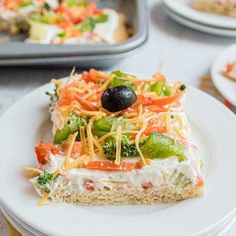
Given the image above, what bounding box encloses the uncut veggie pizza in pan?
[25,69,205,206]
[0,0,129,44]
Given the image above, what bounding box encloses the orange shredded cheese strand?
[115,125,122,165]
[98,130,138,143]
[135,121,148,166]
[87,117,96,161]
[64,131,78,167]
[24,166,43,175]
[37,193,49,206]
[64,154,89,171]
[92,136,103,155]
[79,126,87,154]
[173,127,185,140]
[66,67,76,84]
[79,109,106,118]
[98,77,113,92]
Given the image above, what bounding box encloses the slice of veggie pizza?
[0,0,58,34]
[26,69,204,206]
[193,0,236,17]
[26,0,128,44]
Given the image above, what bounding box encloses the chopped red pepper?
[34,141,59,165]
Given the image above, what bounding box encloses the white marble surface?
[0,0,236,235]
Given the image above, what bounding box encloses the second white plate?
[162,0,236,29]
[211,44,236,107]
[164,7,236,37]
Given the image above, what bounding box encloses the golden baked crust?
[50,184,204,205]
[193,0,236,17]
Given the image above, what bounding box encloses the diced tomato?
[34,141,59,165]
[83,179,95,191]
[86,2,96,15]
[224,99,233,110]
[143,126,167,136]
[141,181,153,190]
[82,69,100,83]
[58,21,73,29]
[196,176,204,187]
[226,63,233,73]
[83,161,141,172]
[136,95,153,106]
[72,16,84,24]
[93,8,104,15]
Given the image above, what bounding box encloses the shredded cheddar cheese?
[24,166,43,175]
[64,132,78,167]
[37,193,49,206]
[115,125,122,165]
[87,116,96,161]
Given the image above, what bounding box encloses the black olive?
[101,86,137,112]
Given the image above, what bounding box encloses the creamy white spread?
[31,152,201,196]
[93,9,119,44]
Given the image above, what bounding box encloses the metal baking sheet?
[0,0,148,59]
[0,44,145,67]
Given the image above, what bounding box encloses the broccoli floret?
[37,171,53,193]
[103,135,138,159]
[46,83,60,112]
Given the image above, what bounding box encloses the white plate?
[211,44,236,107]
[0,207,34,236]
[162,0,236,29]
[164,7,236,37]
[0,79,236,236]
[2,201,236,236]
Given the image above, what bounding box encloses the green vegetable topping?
[19,0,33,8]
[37,171,53,193]
[109,71,137,91]
[93,117,116,132]
[149,80,171,97]
[92,117,136,138]
[141,133,187,161]
[95,14,108,23]
[92,128,108,138]
[57,32,66,38]
[30,12,61,24]
[54,113,87,144]
[103,136,138,159]
[46,84,60,112]
[149,80,164,96]
[66,0,87,7]
[76,17,96,32]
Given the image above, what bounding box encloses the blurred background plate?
[211,44,236,107]
[164,7,236,37]
[162,0,236,29]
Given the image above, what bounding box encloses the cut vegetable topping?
[83,161,141,171]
